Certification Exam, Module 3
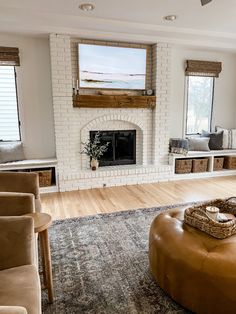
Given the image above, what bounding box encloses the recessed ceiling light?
[164,15,177,21]
[79,3,95,11]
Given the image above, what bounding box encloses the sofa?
[0,216,41,313]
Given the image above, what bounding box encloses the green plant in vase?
[81,132,109,170]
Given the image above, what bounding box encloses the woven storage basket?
[224,156,236,169]
[34,169,52,187]
[175,159,192,174]
[184,198,236,239]
[213,157,224,171]
[192,158,208,173]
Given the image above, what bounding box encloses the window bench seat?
[0,158,58,193]
[169,149,236,180]
[181,149,236,157]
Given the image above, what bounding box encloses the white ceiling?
[0,0,236,50]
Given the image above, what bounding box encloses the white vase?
[90,158,99,171]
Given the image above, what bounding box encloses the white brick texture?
[152,43,171,165]
[50,34,172,191]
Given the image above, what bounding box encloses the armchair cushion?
[0,306,27,314]
[0,217,34,271]
[0,265,41,314]
[0,192,35,216]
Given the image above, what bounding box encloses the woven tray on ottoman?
[224,156,236,169]
[175,159,192,174]
[184,198,236,239]
[213,157,224,171]
[192,158,208,173]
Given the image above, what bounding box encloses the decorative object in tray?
[206,206,219,220]
[184,197,236,239]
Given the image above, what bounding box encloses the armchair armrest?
[0,192,35,216]
[0,216,35,271]
[0,306,27,314]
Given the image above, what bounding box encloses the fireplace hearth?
[90,130,136,166]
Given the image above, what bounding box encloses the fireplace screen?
[90,130,136,166]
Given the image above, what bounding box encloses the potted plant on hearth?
[81,132,109,170]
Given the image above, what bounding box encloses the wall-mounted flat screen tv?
[78,44,147,90]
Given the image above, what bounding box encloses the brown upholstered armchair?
[0,216,41,314]
[0,172,41,213]
[0,174,42,313]
[0,184,40,270]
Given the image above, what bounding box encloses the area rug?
[42,203,194,314]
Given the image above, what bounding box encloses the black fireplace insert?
[90,130,136,166]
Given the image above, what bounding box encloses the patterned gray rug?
[42,203,193,314]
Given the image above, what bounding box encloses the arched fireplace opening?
[90,130,136,166]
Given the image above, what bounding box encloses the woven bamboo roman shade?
[0,47,20,66]
[185,60,222,77]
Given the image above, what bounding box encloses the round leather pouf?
[149,207,236,314]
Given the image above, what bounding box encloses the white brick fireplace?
[50,34,172,191]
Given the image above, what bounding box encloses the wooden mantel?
[72,94,156,109]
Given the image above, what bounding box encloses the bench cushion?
[0,143,25,164]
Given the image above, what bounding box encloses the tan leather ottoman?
[149,207,236,314]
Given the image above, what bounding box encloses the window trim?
[0,65,21,143]
[184,75,215,137]
[14,67,21,142]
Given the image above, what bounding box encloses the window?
[185,75,214,135]
[0,66,20,141]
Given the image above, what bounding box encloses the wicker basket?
[224,156,236,169]
[213,157,224,171]
[192,158,208,173]
[175,159,192,174]
[34,170,52,187]
[184,198,236,239]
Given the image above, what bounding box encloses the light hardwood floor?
[41,176,236,220]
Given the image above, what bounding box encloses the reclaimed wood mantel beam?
[72,95,156,109]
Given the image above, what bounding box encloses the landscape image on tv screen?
[79,44,147,90]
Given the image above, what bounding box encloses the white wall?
[1,33,236,160]
[170,46,236,138]
[0,33,55,158]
